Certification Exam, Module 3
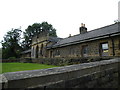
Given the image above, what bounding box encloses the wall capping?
[1,58,120,88]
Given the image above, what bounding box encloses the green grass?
[1,63,58,73]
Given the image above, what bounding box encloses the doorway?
[35,45,39,58]
[40,44,43,56]
[50,51,53,58]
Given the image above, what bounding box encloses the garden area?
[1,56,116,74]
[1,63,58,74]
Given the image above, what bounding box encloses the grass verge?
[1,63,58,73]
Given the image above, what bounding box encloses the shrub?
[8,57,16,60]
[30,56,116,66]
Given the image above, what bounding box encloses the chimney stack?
[69,34,71,37]
[79,23,87,34]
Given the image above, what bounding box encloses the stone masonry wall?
[50,36,120,58]
[1,58,120,89]
[31,56,116,66]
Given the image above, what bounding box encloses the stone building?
[31,23,120,58]
[21,49,31,58]
[31,31,62,58]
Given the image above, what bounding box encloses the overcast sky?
[0,0,119,47]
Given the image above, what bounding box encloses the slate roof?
[50,23,120,48]
[21,49,31,54]
[48,37,62,42]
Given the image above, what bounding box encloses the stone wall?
[49,35,120,58]
[2,58,32,63]
[30,23,120,59]
[1,58,120,89]
[2,59,20,63]
[2,56,118,66]
[31,56,116,66]
[31,31,49,58]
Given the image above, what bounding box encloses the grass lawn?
[1,63,58,74]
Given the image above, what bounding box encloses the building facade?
[31,23,120,58]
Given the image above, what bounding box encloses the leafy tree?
[0,48,2,59]
[1,28,22,59]
[22,21,57,50]
[41,22,57,37]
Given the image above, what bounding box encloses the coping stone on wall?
[2,58,120,81]
[1,58,120,88]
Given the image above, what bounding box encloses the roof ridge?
[59,23,117,40]
[88,23,117,33]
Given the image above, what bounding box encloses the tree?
[1,28,22,59]
[22,21,57,50]
[41,22,57,37]
[0,48,2,59]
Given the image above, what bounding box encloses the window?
[101,43,108,53]
[102,43,108,50]
[100,42,109,56]
[55,49,60,56]
[69,48,75,55]
[82,45,88,57]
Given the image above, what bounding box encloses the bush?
[8,57,16,60]
[30,56,116,66]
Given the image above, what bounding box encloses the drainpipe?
[109,35,115,56]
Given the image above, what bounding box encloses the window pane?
[83,46,88,54]
[102,43,108,50]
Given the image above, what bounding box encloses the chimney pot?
[81,23,84,27]
[83,24,85,27]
